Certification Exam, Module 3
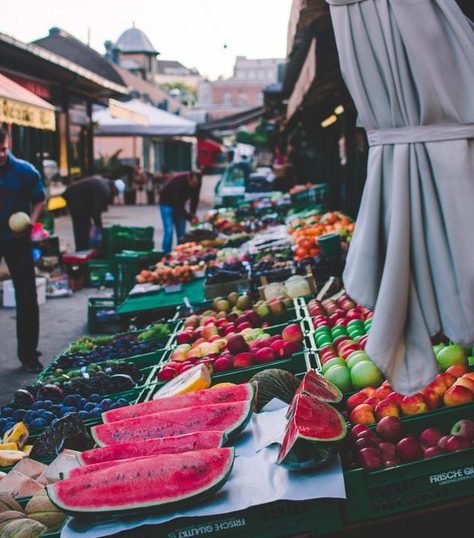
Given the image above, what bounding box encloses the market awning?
[93,99,196,136]
[198,107,264,133]
[327,0,474,395]
[0,72,56,130]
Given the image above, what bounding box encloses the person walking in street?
[63,175,122,251]
[0,126,46,373]
[158,169,202,253]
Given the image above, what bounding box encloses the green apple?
[331,327,347,338]
[350,360,383,390]
[324,364,353,393]
[346,351,371,369]
[321,356,346,374]
[347,320,363,330]
[436,345,467,371]
[315,335,333,348]
[314,326,331,337]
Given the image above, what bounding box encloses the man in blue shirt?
[0,126,46,373]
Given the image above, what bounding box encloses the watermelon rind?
[91,400,253,447]
[277,394,347,471]
[47,448,235,517]
[77,431,226,466]
[102,383,255,423]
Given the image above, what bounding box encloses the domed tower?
[107,24,159,82]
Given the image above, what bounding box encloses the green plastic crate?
[342,405,474,522]
[87,259,115,288]
[100,225,155,259]
[87,297,123,335]
[144,498,343,538]
[290,183,329,210]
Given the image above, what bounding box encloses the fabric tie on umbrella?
[326,0,474,394]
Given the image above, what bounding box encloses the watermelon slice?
[102,383,254,423]
[77,431,226,466]
[277,393,347,471]
[47,448,235,516]
[92,400,253,447]
[295,369,342,403]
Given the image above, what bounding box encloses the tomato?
[296,247,310,258]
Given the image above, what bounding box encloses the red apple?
[213,356,234,372]
[378,441,397,459]
[383,459,399,468]
[357,447,384,471]
[354,436,378,450]
[396,436,424,463]
[226,334,249,355]
[232,352,255,369]
[384,391,404,406]
[376,416,405,442]
[254,347,276,363]
[450,418,474,440]
[418,427,444,448]
[437,435,450,452]
[282,323,304,343]
[423,446,443,458]
[349,423,370,441]
[420,387,441,410]
[157,367,178,381]
[270,339,286,357]
[445,435,471,452]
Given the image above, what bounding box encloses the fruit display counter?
[1,196,473,538]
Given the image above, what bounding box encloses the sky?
[1,0,293,80]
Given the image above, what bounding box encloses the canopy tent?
[326,0,474,394]
[0,72,56,130]
[93,98,196,136]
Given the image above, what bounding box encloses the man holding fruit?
[0,126,46,373]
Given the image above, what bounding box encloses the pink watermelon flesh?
[102,383,254,423]
[295,369,342,403]
[92,400,253,447]
[48,448,234,515]
[278,393,347,471]
[78,430,226,466]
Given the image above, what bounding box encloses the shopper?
[63,175,122,251]
[0,126,46,373]
[133,161,148,205]
[158,170,201,253]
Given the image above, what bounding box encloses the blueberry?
[89,394,101,402]
[79,398,88,408]
[42,400,54,409]
[116,398,130,407]
[29,417,48,430]
[2,407,15,418]
[31,400,45,410]
[78,410,90,420]
[83,402,96,412]
[62,406,77,414]
[13,409,26,421]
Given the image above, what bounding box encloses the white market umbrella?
[326,0,474,394]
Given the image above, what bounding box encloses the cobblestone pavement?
[0,174,219,406]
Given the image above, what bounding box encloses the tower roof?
[115,27,158,55]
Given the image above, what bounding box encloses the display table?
[117,277,205,316]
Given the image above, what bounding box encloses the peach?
[462,372,474,381]
[438,372,456,388]
[453,376,474,393]
[384,391,404,406]
[349,403,376,426]
[373,385,393,401]
[427,377,448,398]
[346,391,368,412]
[374,398,401,420]
[399,393,429,416]
[443,384,474,406]
[360,386,376,398]
[445,364,469,378]
[420,387,441,410]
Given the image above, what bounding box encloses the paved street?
[0,174,219,406]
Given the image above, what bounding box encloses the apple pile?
[347,369,474,426]
[157,322,304,381]
[343,416,474,472]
